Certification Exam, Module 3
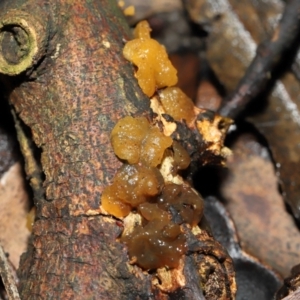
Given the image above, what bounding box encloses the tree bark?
[0,0,235,299]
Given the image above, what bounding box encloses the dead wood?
[0,0,234,299]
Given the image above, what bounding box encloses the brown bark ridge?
[0,0,234,299]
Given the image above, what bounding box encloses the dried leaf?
[221,134,300,277]
[196,80,222,111]
[170,53,200,101]
[0,163,30,268]
[204,196,282,299]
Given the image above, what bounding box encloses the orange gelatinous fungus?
[123,21,178,97]
[123,5,135,17]
[140,127,173,167]
[113,164,163,207]
[122,225,186,270]
[172,141,191,170]
[160,184,204,227]
[133,20,151,39]
[101,185,131,218]
[121,203,186,270]
[110,116,150,164]
[138,202,169,223]
[26,206,36,232]
[101,164,164,216]
[159,87,196,124]
[102,17,209,268]
[111,116,172,167]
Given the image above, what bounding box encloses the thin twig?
[0,244,20,300]
[219,0,300,118]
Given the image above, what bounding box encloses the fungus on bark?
[0,2,236,298]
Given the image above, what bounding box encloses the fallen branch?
[0,0,234,298]
[219,0,300,118]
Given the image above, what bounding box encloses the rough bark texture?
[1,0,152,298]
[0,0,234,299]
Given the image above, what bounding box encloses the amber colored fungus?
[140,127,173,167]
[123,5,135,16]
[111,116,150,164]
[120,185,203,269]
[101,185,131,218]
[102,114,205,270]
[159,87,196,124]
[26,206,36,232]
[103,21,204,270]
[123,21,178,97]
[101,164,164,217]
[172,140,191,171]
[121,202,187,269]
[159,184,204,227]
[133,20,151,39]
[111,116,172,167]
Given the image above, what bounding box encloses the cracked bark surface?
[0,0,235,298]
